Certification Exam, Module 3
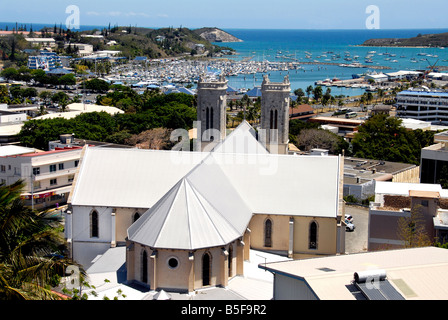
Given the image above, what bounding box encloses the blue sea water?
[217,29,448,96]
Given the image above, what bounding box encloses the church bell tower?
[196,75,228,149]
[260,75,290,154]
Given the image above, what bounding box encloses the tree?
[397,205,432,248]
[0,180,81,300]
[125,128,174,150]
[313,86,323,103]
[1,67,18,80]
[294,88,305,104]
[306,85,313,99]
[296,128,348,155]
[352,114,420,165]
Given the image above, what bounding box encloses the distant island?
[362,32,448,48]
[194,27,243,43]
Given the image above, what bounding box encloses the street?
[345,204,369,254]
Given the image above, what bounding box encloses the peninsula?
[362,31,448,48]
[194,27,243,43]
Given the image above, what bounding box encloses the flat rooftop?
[261,246,448,300]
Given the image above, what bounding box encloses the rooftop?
[260,246,448,300]
[0,145,36,157]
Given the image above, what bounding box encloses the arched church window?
[264,218,272,247]
[90,210,99,238]
[309,221,318,249]
[133,212,140,223]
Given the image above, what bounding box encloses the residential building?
[0,145,83,210]
[396,89,448,124]
[28,51,62,70]
[0,109,27,124]
[64,43,94,56]
[368,181,448,251]
[289,104,314,121]
[25,38,56,48]
[260,246,448,300]
[0,103,40,118]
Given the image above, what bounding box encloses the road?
[345,204,369,254]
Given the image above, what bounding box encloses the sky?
[0,0,447,30]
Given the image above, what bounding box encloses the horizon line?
[0,21,447,31]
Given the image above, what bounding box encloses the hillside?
[362,32,448,47]
[67,26,235,59]
[194,27,243,43]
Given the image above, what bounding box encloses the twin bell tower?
[196,74,291,154]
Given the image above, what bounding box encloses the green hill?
[362,32,448,47]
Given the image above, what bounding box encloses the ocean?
[217,28,448,96]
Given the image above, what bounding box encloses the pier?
[299,61,392,70]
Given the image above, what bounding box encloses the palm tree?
[0,181,81,300]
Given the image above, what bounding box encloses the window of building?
[68,175,75,183]
[0,165,5,172]
[309,221,318,250]
[167,257,179,269]
[33,167,40,175]
[264,219,272,247]
[50,164,57,172]
[50,179,57,186]
[421,200,429,207]
[133,212,140,223]
[74,160,79,167]
[90,210,99,238]
[59,163,64,170]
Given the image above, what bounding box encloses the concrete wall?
[127,240,244,293]
[249,214,338,259]
[69,205,114,268]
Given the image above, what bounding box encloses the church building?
[66,76,346,293]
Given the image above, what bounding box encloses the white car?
[345,214,353,223]
[345,219,355,232]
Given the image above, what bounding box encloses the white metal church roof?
[127,158,253,250]
[70,121,342,249]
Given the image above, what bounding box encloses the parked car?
[345,219,355,232]
[345,214,353,223]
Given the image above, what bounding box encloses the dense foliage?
[352,114,435,165]
[19,92,197,150]
[0,181,78,300]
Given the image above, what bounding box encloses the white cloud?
[157,13,169,18]
[108,11,122,17]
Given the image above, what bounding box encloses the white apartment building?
[0,145,83,209]
[396,89,448,123]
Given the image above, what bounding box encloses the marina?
[76,29,448,98]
